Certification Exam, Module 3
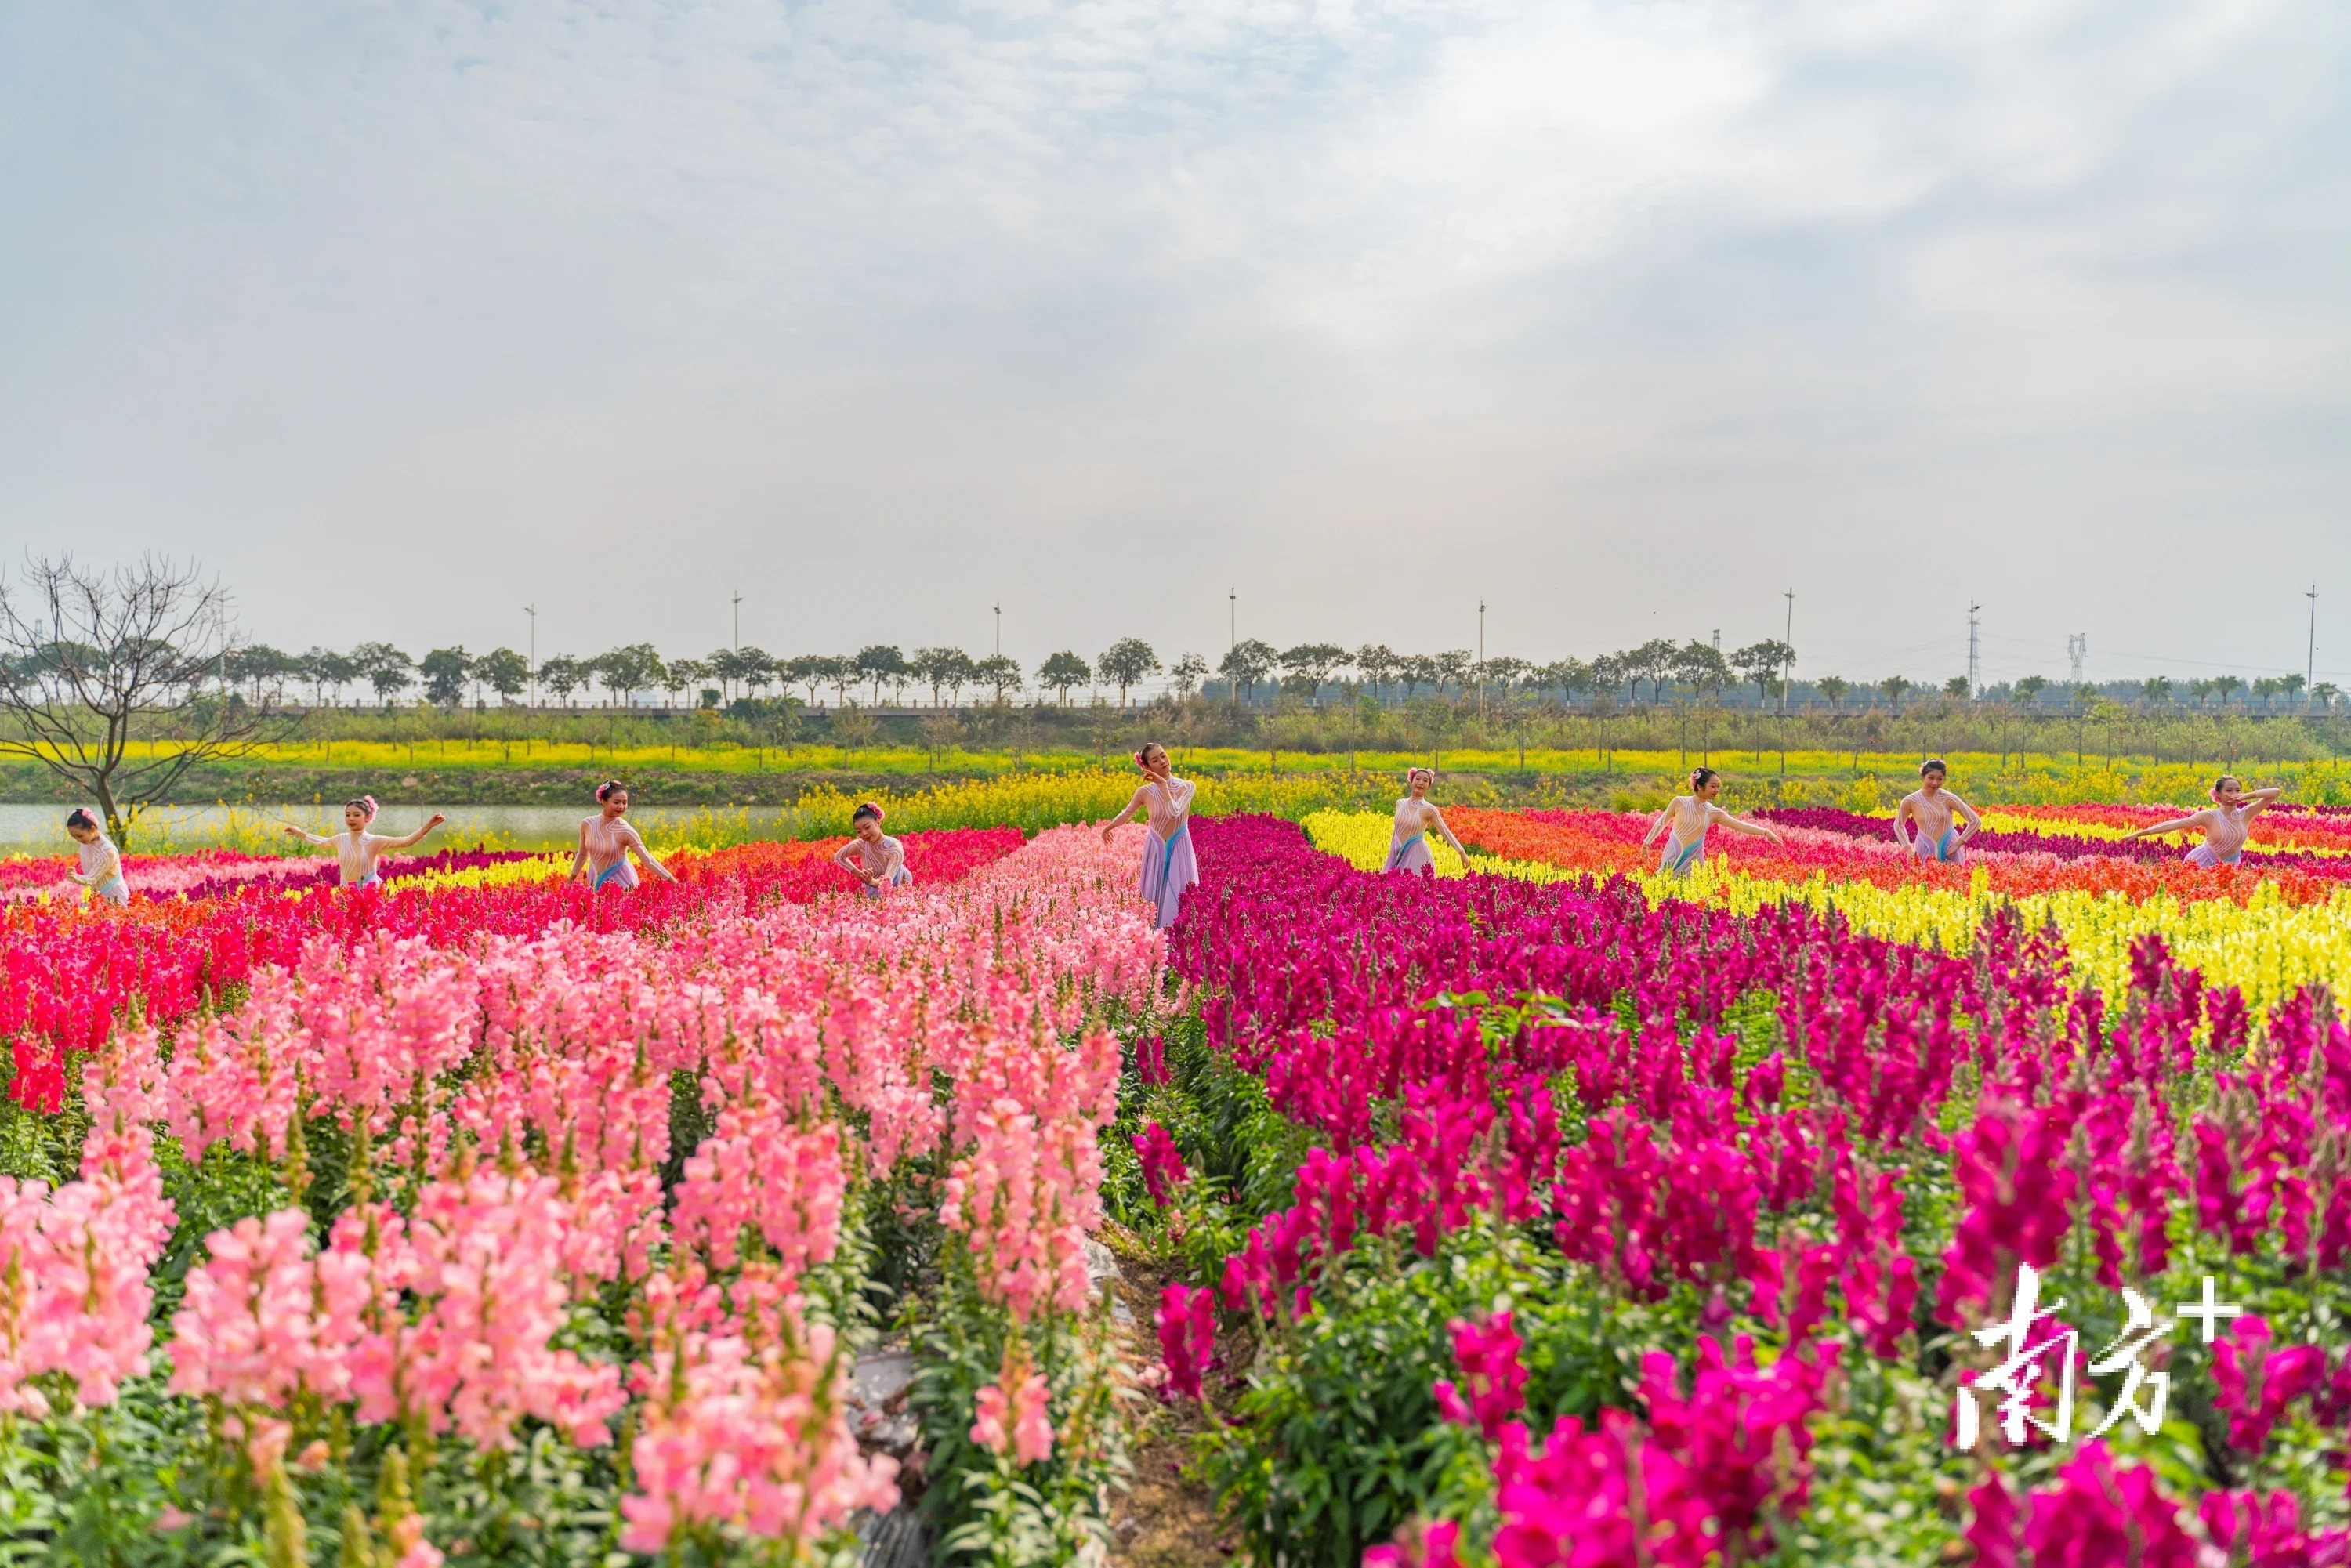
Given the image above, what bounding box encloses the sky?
[3,0,2349,695]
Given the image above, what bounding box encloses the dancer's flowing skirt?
[1140,824,1197,928]
[1383,832,1435,875]
[1911,828,1965,865]
[859,865,915,898]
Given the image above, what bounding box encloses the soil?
[1099,1233,1245,1568]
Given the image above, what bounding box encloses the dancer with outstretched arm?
[1101,744,1196,927]
[835,802,915,896]
[1384,766,1475,875]
[1892,759,1982,864]
[571,780,677,890]
[282,796,446,888]
[2122,774,2283,867]
[64,807,129,906]
[1642,767,1784,877]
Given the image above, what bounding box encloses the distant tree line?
[201,633,2346,716]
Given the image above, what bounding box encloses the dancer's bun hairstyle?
[1407,766,1436,786]
[1920,759,1948,777]
[853,801,884,825]
[346,795,379,820]
[2212,774,2241,801]
[65,807,97,832]
[595,780,625,803]
[1690,767,1720,790]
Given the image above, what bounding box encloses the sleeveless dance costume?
[2184,803,2251,868]
[292,827,396,888]
[1656,797,1712,877]
[1384,796,1436,875]
[852,833,915,897]
[582,816,649,890]
[76,832,129,904]
[1136,777,1197,928]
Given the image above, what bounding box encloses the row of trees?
[1804,671,2344,716]
[217,636,1799,712]
[209,635,2351,716]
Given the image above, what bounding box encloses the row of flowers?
[1392,807,2351,1019]
[0,829,1023,1110]
[2,823,1164,1561]
[1134,813,2351,1566]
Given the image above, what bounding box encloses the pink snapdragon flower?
[2198,1488,2348,1565]
[971,1380,1011,1454]
[2212,1315,2327,1454]
[1432,1310,1527,1442]
[620,1270,898,1552]
[1133,1121,1188,1208]
[2021,1443,2197,1568]
[1157,1283,1216,1400]
[169,1209,342,1407]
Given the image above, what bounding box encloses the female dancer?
[571,780,678,890]
[1384,766,1474,875]
[63,808,129,906]
[2122,774,2283,867]
[835,802,915,896]
[1642,767,1784,876]
[282,797,447,888]
[1101,744,1196,927]
[1892,758,1982,864]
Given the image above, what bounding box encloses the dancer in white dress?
[1101,744,1197,928]
[1383,767,1474,875]
[63,808,129,906]
[571,780,678,891]
[2123,775,2283,868]
[281,796,447,888]
[1641,768,1784,877]
[1892,759,1982,864]
[835,802,915,896]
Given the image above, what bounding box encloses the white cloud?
[0,0,2346,679]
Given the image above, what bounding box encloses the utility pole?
[1968,602,1981,695]
[2309,585,2320,703]
[732,591,743,651]
[994,603,1002,659]
[1711,628,1721,650]
[2068,633,2088,689]
[1780,589,1794,714]
[1229,587,1236,653]
[1478,602,1487,709]
[525,603,538,708]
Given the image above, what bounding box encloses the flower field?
[0,822,1172,1564]
[1120,809,2351,1566]
[11,786,2351,1566]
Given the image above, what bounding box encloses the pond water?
[0,802,809,853]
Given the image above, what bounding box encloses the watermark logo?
[1951,1263,2241,1450]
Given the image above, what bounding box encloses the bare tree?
[0,554,288,846]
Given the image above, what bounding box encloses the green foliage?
[906,1281,1126,1566]
[1196,1219,1644,1568]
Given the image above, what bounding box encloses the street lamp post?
[2309,585,2320,706]
[1780,589,1794,714]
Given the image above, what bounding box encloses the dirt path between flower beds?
[1104,1255,1234,1566]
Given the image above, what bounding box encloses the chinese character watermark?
[1951,1264,2241,1451]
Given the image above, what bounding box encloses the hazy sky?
[4,0,2348,693]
